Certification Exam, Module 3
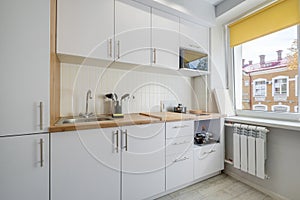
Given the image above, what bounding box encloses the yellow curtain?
[229,0,300,47]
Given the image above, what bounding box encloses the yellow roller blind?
[229,0,300,47]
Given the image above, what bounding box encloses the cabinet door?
[51,128,120,200]
[0,134,49,200]
[194,143,221,180]
[166,120,194,139]
[152,9,179,69]
[122,123,165,200]
[57,0,114,61]
[115,0,151,65]
[166,150,193,190]
[180,19,209,53]
[0,0,49,136]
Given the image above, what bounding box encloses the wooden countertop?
[140,112,225,121]
[49,113,161,133]
[49,112,224,133]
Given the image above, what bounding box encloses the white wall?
[60,63,198,116]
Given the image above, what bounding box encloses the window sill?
[225,116,300,131]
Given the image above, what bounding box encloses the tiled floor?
[156,174,273,200]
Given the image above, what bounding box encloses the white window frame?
[271,105,290,112]
[253,104,268,111]
[295,106,299,112]
[272,76,289,97]
[253,78,267,97]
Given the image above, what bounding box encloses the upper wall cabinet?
[115,0,151,66]
[57,0,114,62]
[179,19,209,53]
[152,9,180,70]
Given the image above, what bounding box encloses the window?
[253,79,267,97]
[253,104,268,111]
[271,104,290,112]
[233,25,299,114]
[272,76,289,96]
[229,0,300,117]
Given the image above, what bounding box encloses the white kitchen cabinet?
[165,120,194,190]
[179,19,209,53]
[152,8,180,69]
[122,123,165,200]
[0,134,49,200]
[57,0,114,61]
[51,128,120,200]
[115,0,151,65]
[166,150,193,190]
[0,0,49,136]
[166,120,194,139]
[194,143,222,180]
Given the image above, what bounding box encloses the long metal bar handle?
[39,102,43,130]
[123,129,128,151]
[117,40,120,59]
[173,125,188,129]
[153,48,157,64]
[174,156,189,163]
[114,130,119,153]
[109,38,112,57]
[40,138,44,167]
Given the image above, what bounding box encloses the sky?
[241,25,298,64]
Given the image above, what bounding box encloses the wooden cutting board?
[189,109,204,114]
[140,112,196,121]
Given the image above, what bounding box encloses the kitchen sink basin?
[195,113,210,116]
[56,116,113,125]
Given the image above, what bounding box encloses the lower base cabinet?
[0,133,49,200]
[122,124,165,200]
[51,123,165,200]
[194,143,222,180]
[166,150,194,190]
[51,128,121,200]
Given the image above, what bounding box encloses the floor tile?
[156,174,274,200]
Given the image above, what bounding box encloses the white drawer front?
[166,136,193,156]
[194,143,221,180]
[166,151,194,190]
[166,120,194,138]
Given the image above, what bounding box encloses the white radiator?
[232,123,268,179]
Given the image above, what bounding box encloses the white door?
[51,128,121,200]
[152,9,179,69]
[0,134,49,200]
[0,0,49,136]
[115,0,151,65]
[122,123,166,200]
[179,19,209,53]
[57,0,114,61]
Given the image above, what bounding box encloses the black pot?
[194,133,205,144]
[174,104,187,113]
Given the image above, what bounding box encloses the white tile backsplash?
[60,63,197,117]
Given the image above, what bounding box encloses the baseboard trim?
[224,170,289,200]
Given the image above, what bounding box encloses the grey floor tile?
[156,174,273,200]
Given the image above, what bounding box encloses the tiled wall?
[60,63,201,117]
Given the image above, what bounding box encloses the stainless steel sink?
[195,113,210,116]
[56,116,113,125]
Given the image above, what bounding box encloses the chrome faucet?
[79,89,94,118]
